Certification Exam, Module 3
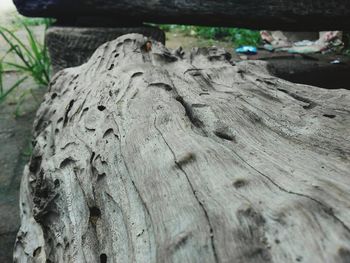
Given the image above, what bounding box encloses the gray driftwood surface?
[14,0,350,30]
[14,34,350,263]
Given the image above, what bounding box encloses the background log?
[13,0,350,30]
[46,26,165,74]
[14,34,350,263]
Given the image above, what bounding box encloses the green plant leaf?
[0,76,28,104]
[0,26,35,62]
[0,24,51,88]
[0,60,3,96]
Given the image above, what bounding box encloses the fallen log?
[13,0,350,30]
[14,34,350,263]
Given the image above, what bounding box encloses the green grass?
[0,21,51,112]
[343,32,350,56]
[194,27,261,47]
[0,57,28,105]
[157,24,262,47]
[11,13,54,29]
[0,24,51,87]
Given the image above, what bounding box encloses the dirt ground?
[166,30,233,51]
[0,85,45,262]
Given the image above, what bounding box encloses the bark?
[14,34,350,263]
[13,0,350,30]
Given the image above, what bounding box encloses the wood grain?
[14,34,350,263]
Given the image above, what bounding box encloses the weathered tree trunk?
[14,34,350,263]
[13,0,350,30]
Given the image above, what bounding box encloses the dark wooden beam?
[13,0,350,30]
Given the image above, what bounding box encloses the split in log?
[14,34,350,263]
[13,0,350,30]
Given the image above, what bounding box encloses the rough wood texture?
[46,26,165,74]
[14,34,350,263]
[13,0,350,30]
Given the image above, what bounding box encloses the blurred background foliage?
[157,25,262,47]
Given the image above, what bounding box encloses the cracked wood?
[14,34,350,263]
